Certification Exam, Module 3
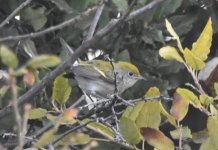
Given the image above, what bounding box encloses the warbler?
[68,60,145,105]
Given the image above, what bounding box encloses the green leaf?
[199,95,213,106]
[210,104,218,114]
[214,82,218,96]
[130,87,162,129]
[140,128,174,150]
[135,101,161,129]
[28,108,47,120]
[165,19,183,52]
[47,108,78,125]
[55,132,90,146]
[52,75,72,105]
[144,86,160,97]
[128,101,145,121]
[27,55,60,69]
[192,129,208,144]
[119,117,141,144]
[160,103,177,127]
[177,88,202,108]
[155,0,183,20]
[138,0,148,5]
[21,6,47,31]
[200,138,216,150]
[50,0,74,13]
[122,101,144,122]
[170,126,192,139]
[117,50,130,62]
[183,48,205,70]
[86,121,115,139]
[159,46,184,63]
[192,18,212,61]
[207,116,218,149]
[112,0,128,12]
[0,45,18,69]
[35,127,58,148]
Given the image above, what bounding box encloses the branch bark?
[0,5,98,42]
[0,0,164,120]
[0,0,32,29]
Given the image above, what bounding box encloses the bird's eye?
[128,72,134,76]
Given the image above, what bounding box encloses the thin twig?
[178,123,183,150]
[84,3,105,41]
[0,0,163,42]
[79,98,111,110]
[0,5,98,42]
[0,0,32,29]
[127,0,164,20]
[9,69,22,150]
[1,132,36,142]
[187,67,206,95]
[185,83,202,94]
[0,0,163,120]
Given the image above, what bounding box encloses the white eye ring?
[128,72,134,76]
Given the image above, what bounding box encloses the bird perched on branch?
[67,59,145,107]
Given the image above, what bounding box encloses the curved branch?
[0,0,164,119]
[0,0,164,42]
[0,0,32,29]
[0,5,98,42]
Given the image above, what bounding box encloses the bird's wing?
[72,65,114,83]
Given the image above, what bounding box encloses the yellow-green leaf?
[192,18,212,61]
[135,101,161,129]
[84,120,115,139]
[140,127,174,150]
[122,101,145,122]
[144,87,160,98]
[214,82,218,96]
[0,45,18,69]
[21,7,47,31]
[55,132,90,146]
[119,117,141,144]
[28,108,47,119]
[159,46,184,63]
[210,104,218,114]
[199,95,213,106]
[112,0,128,12]
[122,105,134,118]
[192,129,208,144]
[34,127,58,148]
[46,114,77,125]
[183,48,205,70]
[200,138,216,150]
[207,116,218,149]
[52,75,72,105]
[170,126,192,139]
[165,19,183,52]
[27,55,60,69]
[160,103,177,127]
[177,88,202,108]
[47,108,78,125]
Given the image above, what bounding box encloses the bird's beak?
[137,75,146,81]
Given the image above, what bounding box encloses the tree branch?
[0,0,32,29]
[0,0,164,43]
[0,0,163,119]
[84,3,105,41]
[127,0,164,21]
[0,5,98,42]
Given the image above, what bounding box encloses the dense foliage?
[0,0,218,149]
